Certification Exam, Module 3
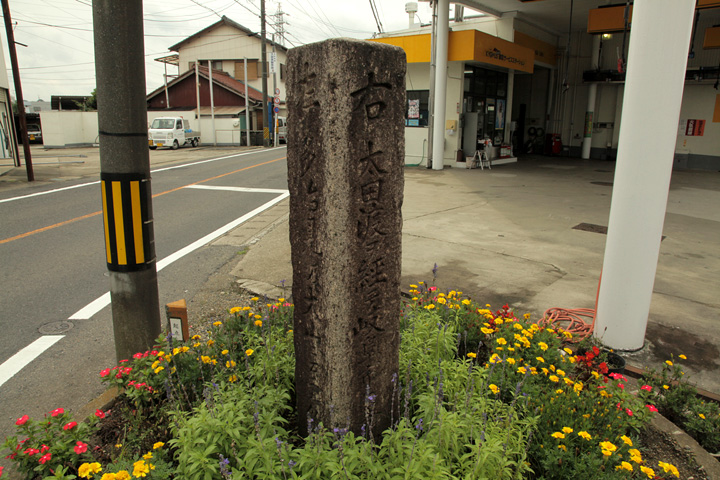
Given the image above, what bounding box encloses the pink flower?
[50,408,64,417]
[15,415,29,426]
[100,368,111,377]
[625,408,634,416]
[428,286,438,292]
[38,453,51,464]
[74,441,88,454]
[63,421,77,431]
[641,384,652,392]
[95,409,106,419]
[646,404,659,412]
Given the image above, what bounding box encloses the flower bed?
[3,287,713,479]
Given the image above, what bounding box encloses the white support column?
[594,0,695,351]
[503,70,514,144]
[581,35,601,159]
[431,0,449,170]
[209,62,216,146]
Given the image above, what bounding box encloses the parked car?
[26,124,42,144]
[148,117,200,150]
[277,116,287,144]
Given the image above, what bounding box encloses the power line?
[368,0,383,34]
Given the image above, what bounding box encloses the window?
[406,90,429,127]
[235,60,259,81]
[280,63,286,81]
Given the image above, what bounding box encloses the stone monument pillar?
[287,38,406,438]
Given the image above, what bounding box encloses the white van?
[277,116,287,144]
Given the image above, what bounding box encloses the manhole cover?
[38,321,74,335]
[573,223,608,234]
[591,181,613,186]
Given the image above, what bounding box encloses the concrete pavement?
[3,145,719,395]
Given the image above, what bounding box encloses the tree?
[74,88,98,111]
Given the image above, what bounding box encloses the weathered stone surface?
[287,38,406,437]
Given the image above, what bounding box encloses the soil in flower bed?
[637,423,710,480]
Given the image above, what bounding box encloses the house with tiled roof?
[147,16,287,145]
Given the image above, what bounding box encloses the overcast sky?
[0,0,457,103]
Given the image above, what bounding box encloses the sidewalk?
[231,157,720,396]
[3,146,719,395]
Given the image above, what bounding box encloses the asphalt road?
[0,147,288,444]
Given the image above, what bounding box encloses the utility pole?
[93,0,161,361]
[2,0,33,181]
[272,34,278,147]
[261,0,269,147]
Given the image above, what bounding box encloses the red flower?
[40,445,50,453]
[6,453,17,460]
[133,352,144,359]
[50,408,64,417]
[646,404,659,412]
[625,408,634,416]
[63,421,77,430]
[24,448,40,456]
[38,453,51,464]
[150,350,159,355]
[100,368,111,377]
[95,409,106,419]
[0,465,4,477]
[74,441,88,454]
[15,415,29,426]
[597,362,609,374]
[641,384,652,392]
[119,359,129,363]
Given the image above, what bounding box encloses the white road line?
[0,336,64,388]
[0,147,286,204]
[186,185,289,194]
[69,191,290,320]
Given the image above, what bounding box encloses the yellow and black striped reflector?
[101,173,153,272]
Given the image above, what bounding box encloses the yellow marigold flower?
[221,349,229,355]
[573,382,583,393]
[245,349,254,356]
[599,441,617,452]
[658,461,679,478]
[549,364,556,372]
[278,297,285,303]
[513,323,524,330]
[495,318,504,325]
[557,444,567,451]
[200,355,211,364]
[436,297,447,305]
[601,449,613,457]
[480,327,494,335]
[151,360,160,369]
[193,342,201,348]
[631,455,643,464]
[153,442,165,450]
[564,377,574,386]
[467,352,477,359]
[79,463,103,478]
[549,375,560,383]
[541,367,549,375]
[143,452,153,460]
[251,297,259,302]
[536,356,545,363]
[213,321,222,327]
[555,389,564,394]
[563,331,573,339]
[517,366,527,374]
[191,335,200,340]
[620,435,633,446]
[563,347,573,355]
[100,474,116,480]
[154,366,164,374]
[507,357,516,365]
[628,448,641,459]
[489,353,502,364]
[229,307,241,314]
[226,360,236,368]
[556,369,566,376]
[243,306,251,311]
[591,371,600,379]
[424,304,436,310]
[562,427,573,434]
[678,354,687,360]
[462,299,471,305]
[538,342,549,351]
[132,460,150,478]
[409,284,418,288]
[254,320,263,327]
[665,360,673,366]
[663,385,670,390]
[207,339,215,346]
[496,337,507,345]
[229,374,238,383]
[523,313,531,320]
[115,472,131,480]
[489,384,500,394]
[578,431,592,441]
[485,304,491,308]
[288,329,293,334]
[699,413,706,419]
[616,461,633,472]
[115,444,122,448]
[639,466,655,478]
[551,432,565,439]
